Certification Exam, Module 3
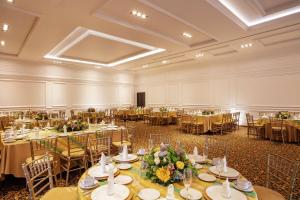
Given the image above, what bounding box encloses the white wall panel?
[181,82,210,105]
[52,82,68,107]
[0,80,45,108]
[147,85,165,105]
[166,84,178,105]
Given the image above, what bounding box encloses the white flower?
[163,157,167,163]
[190,158,196,166]
[154,157,160,165]
[154,152,159,158]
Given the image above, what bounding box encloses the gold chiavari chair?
[88,132,111,165]
[269,117,286,144]
[246,113,264,138]
[112,128,132,152]
[191,116,204,135]
[180,115,192,133]
[254,154,300,200]
[22,153,78,200]
[58,133,89,186]
[211,114,226,135]
[27,138,60,184]
[205,136,227,159]
[232,112,240,130]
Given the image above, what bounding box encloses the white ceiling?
[0,0,300,71]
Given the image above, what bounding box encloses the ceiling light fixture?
[2,24,9,32]
[0,40,5,46]
[6,0,14,3]
[131,9,147,19]
[162,60,168,64]
[240,43,252,48]
[142,64,149,68]
[195,53,204,58]
[217,0,300,27]
[182,32,192,38]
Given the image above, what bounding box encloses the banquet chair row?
[246,113,264,138]
[180,115,204,134]
[211,113,240,135]
[22,153,78,200]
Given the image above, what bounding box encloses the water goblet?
[183,168,193,200]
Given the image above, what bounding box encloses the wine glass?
[183,168,193,200]
[216,159,223,180]
[148,139,153,152]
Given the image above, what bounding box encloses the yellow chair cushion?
[272,127,286,131]
[112,141,131,147]
[41,187,78,200]
[253,185,285,200]
[61,148,85,157]
[212,122,222,125]
[26,155,53,164]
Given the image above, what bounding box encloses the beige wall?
[135,45,300,123]
[0,57,135,112]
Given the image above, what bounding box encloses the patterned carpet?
[1,122,300,199]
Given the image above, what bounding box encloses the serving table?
[78,161,258,200]
[0,124,122,178]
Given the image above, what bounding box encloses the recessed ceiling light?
[162,60,168,64]
[131,9,147,19]
[2,24,9,32]
[142,64,149,68]
[1,40,5,46]
[182,32,192,38]
[240,43,253,49]
[7,0,14,3]
[195,53,204,58]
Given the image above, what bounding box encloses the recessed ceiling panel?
[0,6,37,56]
[94,0,216,47]
[62,35,147,63]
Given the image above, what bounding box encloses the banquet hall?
[0,0,300,199]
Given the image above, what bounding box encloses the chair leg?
[65,160,71,186]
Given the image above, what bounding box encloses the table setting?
[77,144,258,200]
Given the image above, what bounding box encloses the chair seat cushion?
[253,185,285,200]
[61,148,85,157]
[212,122,222,125]
[272,127,286,131]
[26,155,53,164]
[112,141,131,147]
[41,187,78,200]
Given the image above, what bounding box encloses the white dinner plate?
[113,154,138,162]
[198,173,216,182]
[117,163,132,170]
[58,133,69,137]
[138,188,160,200]
[194,163,203,169]
[209,166,240,179]
[88,165,118,179]
[3,138,16,143]
[91,184,130,200]
[114,175,132,185]
[232,181,254,193]
[79,179,99,189]
[179,188,202,200]
[16,134,26,140]
[206,185,247,200]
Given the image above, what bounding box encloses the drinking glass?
[183,168,193,200]
[148,139,153,152]
[216,159,223,180]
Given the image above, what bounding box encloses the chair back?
[266,154,299,200]
[149,133,170,147]
[22,154,54,200]
[66,133,88,157]
[246,113,255,127]
[29,138,58,161]
[269,117,285,132]
[88,132,111,165]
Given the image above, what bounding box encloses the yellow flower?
[176,161,185,170]
[156,167,171,183]
[154,147,160,152]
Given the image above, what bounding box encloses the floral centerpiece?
[143,144,196,186]
[202,109,215,115]
[35,112,49,120]
[55,120,88,132]
[159,106,168,112]
[276,111,290,119]
[87,107,96,112]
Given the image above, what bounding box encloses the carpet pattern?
[0,122,300,199]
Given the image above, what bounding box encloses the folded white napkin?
[222,178,231,198]
[166,184,175,200]
[47,122,50,128]
[223,156,228,173]
[100,153,106,174]
[193,146,198,157]
[63,125,67,134]
[122,144,128,160]
[107,166,114,196]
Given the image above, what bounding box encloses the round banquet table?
[77,161,258,200]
